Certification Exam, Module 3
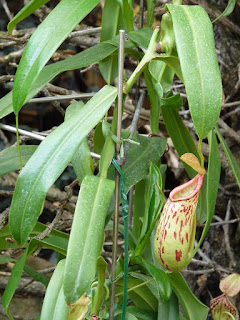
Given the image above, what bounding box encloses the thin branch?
[0,207,9,230]
[0,0,13,20]
[223,200,237,267]
[0,123,101,160]
[28,92,95,103]
[68,27,101,39]
[120,91,146,164]
[40,87,65,117]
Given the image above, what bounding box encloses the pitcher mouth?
[170,174,203,202]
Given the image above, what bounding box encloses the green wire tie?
[112,157,128,320]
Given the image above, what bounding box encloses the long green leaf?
[9,86,117,245]
[194,130,220,254]
[140,258,172,301]
[128,27,153,50]
[116,276,158,311]
[7,0,50,34]
[144,68,161,134]
[121,0,134,32]
[0,42,117,119]
[63,176,115,304]
[148,60,175,93]
[139,163,162,241]
[65,102,94,183]
[132,179,146,240]
[41,259,70,320]
[0,222,68,255]
[167,4,222,138]
[126,306,157,320]
[0,145,37,177]
[168,273,208,320]
[152,54,183,83]
[213,0,236,22]
[13,0,101,114]
[158,292,180,320]
[215,124,240,189]
[2,249,28,319]
[91,256,108,314]
[99,0,125,84]
[194,130,220,253]
[147,0,157,28]
[122,134,166,191]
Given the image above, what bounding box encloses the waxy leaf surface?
[63,176,115,303]
[9,86,117,244]
[167,5,222,138]
[13,0,101,113]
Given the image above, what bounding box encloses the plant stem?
[123,27,160,95]
[15,114,22,170]
[198,138,204,167]
[133,201,164,257]
[115,278,154,297]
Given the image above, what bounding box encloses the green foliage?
[12,0,101,114]
[7,0,50,34]
[0,0,238,319]
[213,0,237,22]
[0,145,37,177]
[41,259,70,320]
[9,86,117,245]
[63,176,115,304]
[167,4,222,138]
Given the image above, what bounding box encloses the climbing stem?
[16,114,22,170]
[198,138,204,167]
[123,27,160,95]
[115,278,154,297]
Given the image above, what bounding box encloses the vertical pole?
[109,29,125,319]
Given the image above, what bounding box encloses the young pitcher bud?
[154,174,203,272]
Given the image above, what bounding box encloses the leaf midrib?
[71,177,102,302]
[180,6,206,138]
[15,0,99,110]
[18,89,115,242]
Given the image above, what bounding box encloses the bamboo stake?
[109,29,125,319]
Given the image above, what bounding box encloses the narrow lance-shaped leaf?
[144,68,161,134]
[91,256,108,314]
[140,258,172,301]
[194,130,220,254]
[13,0,101,114]
[147,0,157,28]
[167,4,222,138]
[41,259,70,320]
[122,134,167,191]
[116,275,158,311]
[0,222,69,256]
[0,42,117,119]
[215,124,240,189]
[9,86,117,245]
[8,0,50,34]
[168,273,209,320]
[0,145,37,178]
[63,175,115,304]
[213,0,236,22]
[2,249,28,319]
[99,0,125,84]
[148,60,175,93]
[158,291,180,320]
[132,179,146,240]
[65,102,94,183]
